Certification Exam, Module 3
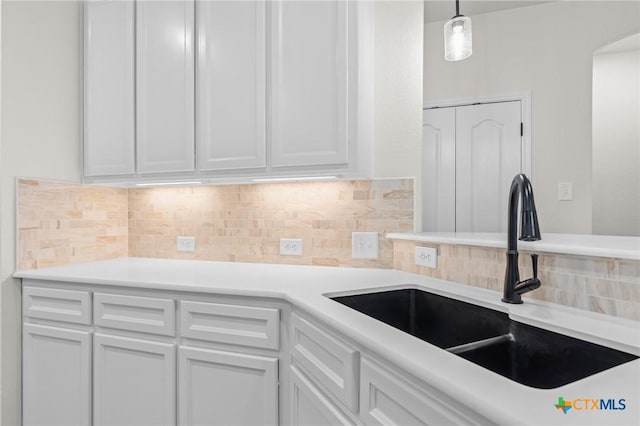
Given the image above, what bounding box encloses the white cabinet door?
[360,358,487,426]
[456,101,522,232]
[84,0,135,177]
[94,333,176,426]
[196,0,266,171]
[421,107,456,232]
[270,0,349,168]
[290,366,354,426]
[178,346,278,426]
[137,0,195,174]
[23,324,91,426]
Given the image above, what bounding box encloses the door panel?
[456,101,522,232]
[136,0,195,174]
[422,101,522,232]
[84,0,135,177]
[196,0,266,171]
[23,324,91,426]
[290,366,354,426]
[94,334,176,426]
[178,346,278,426]
[421,108,456,232]
[270,0,349,167]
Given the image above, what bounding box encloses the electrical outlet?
[280,238,303,256]
[352,232,378,259]
[177,236,196,252]
[415,246,437,268]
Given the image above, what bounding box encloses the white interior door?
[422,101,522,232]
[455,101,522,232]
[421,108,456,232]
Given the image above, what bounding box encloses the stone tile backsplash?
[128,179,414,268]
[17,179,128,270]
[16,177,639,320]
[393,240,640,321]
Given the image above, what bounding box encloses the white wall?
[423,1,640,233]
[373,0,424,228]
[592,48,640,236]
[0,1,82,424]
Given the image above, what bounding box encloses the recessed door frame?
[423,91,532,178]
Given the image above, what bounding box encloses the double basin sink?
[330,288,637,389]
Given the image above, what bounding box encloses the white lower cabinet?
[178,346,278,426]
[23,324,92,426]
[93,333,176,426]
[360,357,489,426]
[289,366,354,426]
[22,283,283,426]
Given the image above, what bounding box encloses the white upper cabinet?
[196,0,266,171]
[84,0,135,177]
[83,0,371,182]
[136,0,195,174]
[270,0,349,168]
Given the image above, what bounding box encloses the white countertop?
[387,232,640,260]
[15,258,640,425]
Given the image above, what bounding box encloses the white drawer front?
[360,358,489,426]
[94,293,175,336]
[23,286,91,325]
[290,313,359,412]
[180,301,280,350]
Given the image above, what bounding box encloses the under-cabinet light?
[134,181,202,187]
[250,176,338,183]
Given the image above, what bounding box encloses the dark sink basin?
[331,288,509,349]
[456,321,638,389]
[330,288,638,389]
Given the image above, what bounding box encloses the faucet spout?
[503,174,541,304]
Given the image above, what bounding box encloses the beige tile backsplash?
[128,179,414,268]
[17,179,128,270]
[16,177,639,320]
[393,240,640,321]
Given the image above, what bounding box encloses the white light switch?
[352,232,378,259]
[177,236,196,252]
[558,182,573,201]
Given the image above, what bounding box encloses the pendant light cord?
[456,0,460,17]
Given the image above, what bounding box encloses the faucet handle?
[531,254,538,279]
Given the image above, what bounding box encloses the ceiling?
[594,32,640,54]
[424,0,555,23]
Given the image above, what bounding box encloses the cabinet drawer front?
[23,286,91,325]
[180,301,279,350]
[290,366,354,426]
[290,313,359,412]
[94,293,175,336]
[360,358,487,426]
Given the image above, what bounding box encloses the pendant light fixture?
[444,0,472,61]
